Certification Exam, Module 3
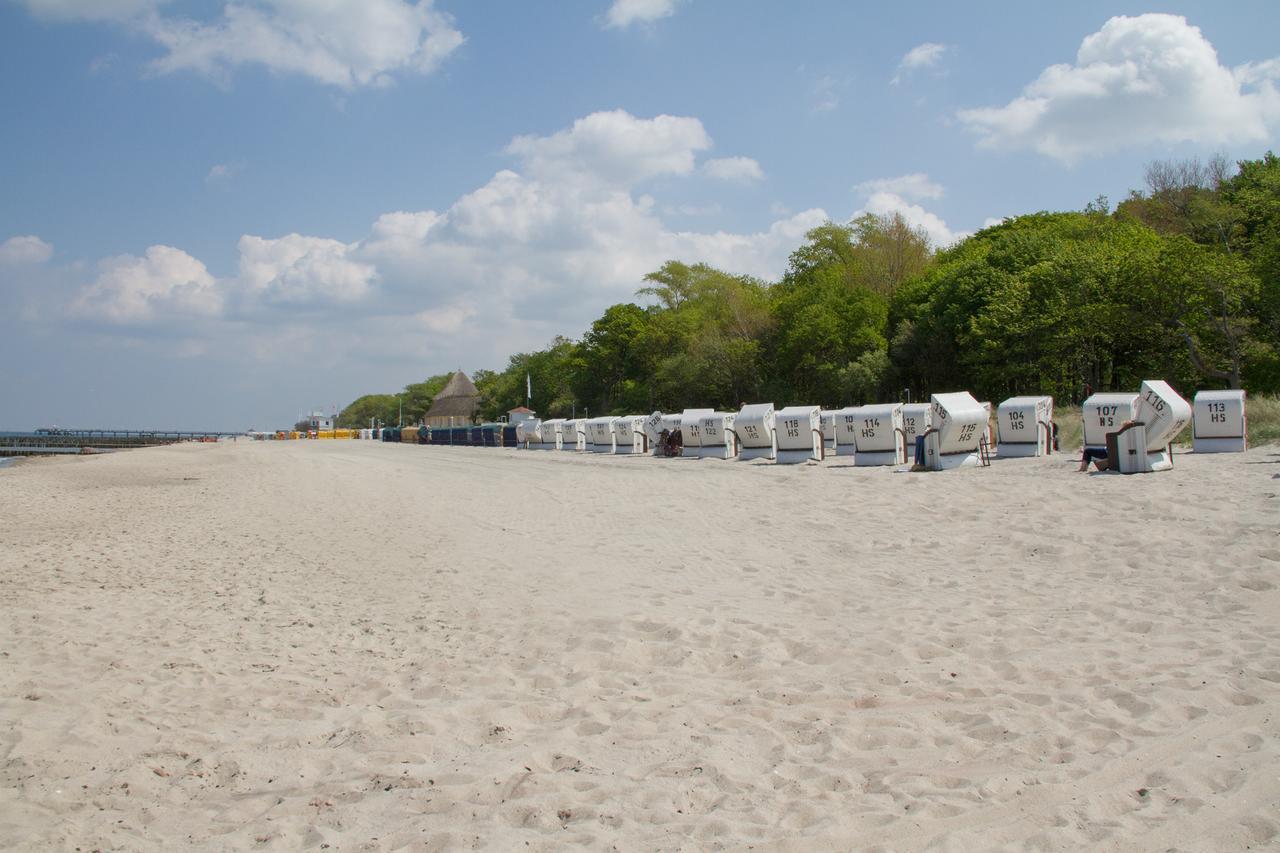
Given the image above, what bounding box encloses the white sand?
[1,441,1278,851]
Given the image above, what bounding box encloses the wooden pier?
[0,429,241,457]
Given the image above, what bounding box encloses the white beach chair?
[678,409,714,456]
[515,419,541,449]
[919,391,987,470]
[901,403,931,457]
[733,404,776,461]
[560,419,585,452]
[585,416,618,453]
[996,396,1054,457]
[1192,390,1247,453]
[643,412,668,456]
[1081,392,1139,458]
[697,412,737,459]
[833,403,906,465]
[538,418,563,450]
[819,410,838,453]
[612,415,647,454]
[1109,380,1191,474]
[774,406,824,464]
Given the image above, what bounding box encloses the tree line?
[339,152,1279,427]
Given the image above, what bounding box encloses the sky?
[1,0,1278,430]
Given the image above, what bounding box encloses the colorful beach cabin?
[920,392,986,470]
[697,412,737,459]
[1192,390,1247,453]
[834,403,905,465]
[996,396,1054,457]
[734,404,776,461]
[775,406,824,464]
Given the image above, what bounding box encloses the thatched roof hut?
[423,371,481,426]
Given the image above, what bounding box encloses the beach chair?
[538,418,564,450]
[901,403,931,456]
[819,410,838,453]
[515,419,541,449]
[643,412,669,457]
[918,392,987,470]
[586,416,618,453]
[1109,380,1191,473]
[613,416,647,454]
[697,412,738,459]
[774,406,824,464]
[833,403,906,465]
[1081,392,1139,460]
[560,419,585,452]
[678,409,714,457]
[1192,390,1247,453]
[997,396,1054,457]
[1090,381,1187,473]
[733,404,776,461]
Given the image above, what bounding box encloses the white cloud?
[144,1,464,89]
[364,210,445,257]
[237,234,376,305]
[703,156,764,182]
[982,217,1005,229]
[603,0,677,29]
[958,14,1280,162]
[19,0,465,89]
[505,110,711,186]
[73,245,221,323]
[855,193,963,248]
[662,203,723,217]
[850,174,961,246]
[892,42,947,84]
[205,162,243,182]
[412,303,476,335]
[62,110,815,366]
[854,173,944,201]
[0,235,54,265]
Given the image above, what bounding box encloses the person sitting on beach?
[1078,420,1136,472]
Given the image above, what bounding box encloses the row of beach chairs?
[511,384,1247,474]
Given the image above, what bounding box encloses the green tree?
[337,394,399,429]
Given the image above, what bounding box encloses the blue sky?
[1,0,1278,430]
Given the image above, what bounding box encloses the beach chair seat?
[1192,390,1246,453]
[733,404,776,461]
[774,406,823,464]
[919,391,986,471]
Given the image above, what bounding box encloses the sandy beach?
[1,440,1278,851]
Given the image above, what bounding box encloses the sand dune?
[2,441,1278,850]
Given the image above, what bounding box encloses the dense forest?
[339,152,1279,428]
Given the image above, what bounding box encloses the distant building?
[306,412,334,431]
[507,406,536,427]
[423,371,481,427]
